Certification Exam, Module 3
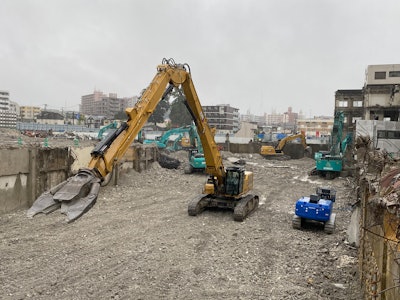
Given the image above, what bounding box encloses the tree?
[148,98,170,127]
[168,88,193,127]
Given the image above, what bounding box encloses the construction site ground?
[0,147,362,299]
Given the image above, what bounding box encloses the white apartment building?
[0,90,17,127]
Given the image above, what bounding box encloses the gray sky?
[1,0,399,117]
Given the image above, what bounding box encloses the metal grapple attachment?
[27,168,101,223]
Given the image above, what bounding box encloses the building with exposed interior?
[335,64,400,137]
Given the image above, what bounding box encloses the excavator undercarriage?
[188,193,259,222]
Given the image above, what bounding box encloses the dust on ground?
[0,133,362,299]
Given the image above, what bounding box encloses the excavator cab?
[224,167,244,196]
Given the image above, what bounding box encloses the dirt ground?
[0,147,362,299]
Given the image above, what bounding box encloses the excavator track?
[188,194,210,216]
[233,194,259,222]
[292,215,302,230]
[324,213,336,234]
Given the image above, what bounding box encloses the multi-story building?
[0,90,9,111]
[266,113,284,126]
[296,117,334,138]
[335,64,400,137]
[240,113,265,125]
[20,106,41,122]
[285,107,298,125]
[263,107,299,132]
[363,64,400,121]
[80,90,134,119]
[0,90,17,128]
[335,89,364,137]
[202,104,240,134]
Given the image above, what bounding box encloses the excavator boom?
[28,58,241,222]
[28,59,258,222]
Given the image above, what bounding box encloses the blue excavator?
[292,187,336,234]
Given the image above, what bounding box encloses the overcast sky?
[1,0,399,117]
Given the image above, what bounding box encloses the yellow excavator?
[27,58,259,222]
[260,133,309,159]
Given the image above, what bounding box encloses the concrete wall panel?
[0,173,28,213]
[0,148,30,176]
[0,144,158,214]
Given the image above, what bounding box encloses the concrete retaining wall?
[0,144,158,215]
[0,147,72,214]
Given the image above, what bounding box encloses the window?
[389,71,400,77]
[377,130,386,138]
[375,72,386,79]
[353,100,363,107]
[388,131,400,139]
[377,130,400,139]
[338,101,348,107]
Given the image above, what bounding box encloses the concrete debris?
[355,134,400,219]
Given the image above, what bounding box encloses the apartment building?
[0,90,17,128]
[296,117,334,138]
[240,113,265,125]
[265,113,284,126]
[202,104,240,134]
[20,106,41,122]
[80,90,134,119]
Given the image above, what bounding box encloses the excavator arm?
[179,72,224,183]
[276,133,307,151]
[27,58,225,222]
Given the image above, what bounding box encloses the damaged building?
[336,64,400,137]
[338,65,400,299]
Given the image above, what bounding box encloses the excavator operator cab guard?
[225,167,244,196]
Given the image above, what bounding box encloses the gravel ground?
[0,148,362,299]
